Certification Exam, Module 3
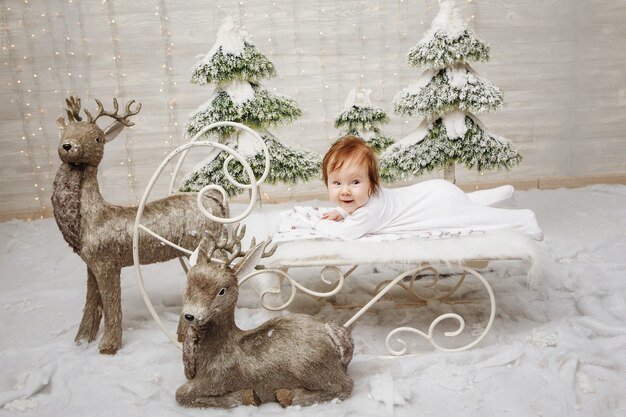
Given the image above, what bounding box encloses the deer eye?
[95,137,100,143]
[218,288,226,296]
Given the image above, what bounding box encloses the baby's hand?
[321,209,344,221]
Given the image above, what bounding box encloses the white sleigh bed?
[132,121,541,355]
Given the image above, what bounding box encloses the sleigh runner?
[133,121,541,355]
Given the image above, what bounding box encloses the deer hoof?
[99,340,119,355]
[99,347,117,355]
[98,332,121,354]
[241,389,260,406]
[275,389,293,408]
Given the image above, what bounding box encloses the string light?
[468,0,476,26]
[289,1,307,142]
[156,0,180,181]
[2,5,45,220]
[316,4,330,140]
[357,0,365,91]
[397,0,408,123]
[24,1,54,216]
[104,0,137,202]
[74,2,92,94]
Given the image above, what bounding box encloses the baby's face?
[327,160,371,215]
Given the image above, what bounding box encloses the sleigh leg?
[75,267,103,344]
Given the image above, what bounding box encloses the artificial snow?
[222,80,256,107]
[442,111,468,139]
[343,88,373,110]
[190,89,218,115]
[1,185,626,416]
[446,65,473,90]
[399,69,436,96]
[202,16,248,62]
[389,120,431,149]
[235,129,266,157]
[359,130,377,141]
[423,0,467,42]
[488,131,514,146]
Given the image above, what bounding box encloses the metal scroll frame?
[132,121,269,350]
[241,258,498,355]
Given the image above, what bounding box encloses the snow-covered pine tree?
[180,17,321,196]
[379,0,521,184]
[334,89,395,152]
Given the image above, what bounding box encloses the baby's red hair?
[322,135,380,196]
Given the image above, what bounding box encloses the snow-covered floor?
[1,184,625,416]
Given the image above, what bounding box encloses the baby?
[314,135,543,240]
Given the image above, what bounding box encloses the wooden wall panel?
[1,0,625,218]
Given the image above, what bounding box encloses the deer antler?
[204,224,246,267]
[222,224,246,266]
[64,96,83,122]
[85,98,141,126]
[204,224,276,269]
[260,239,277,259]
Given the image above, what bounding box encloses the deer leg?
[75,267,103,344]
[176,380,259,408]
[94,268,123,355]
[275,373,353,407]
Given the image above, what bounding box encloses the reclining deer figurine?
[177,226,354,408]
[51,96,228,354]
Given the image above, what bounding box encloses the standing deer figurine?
[176,226,354,408]
[51,96,228,354]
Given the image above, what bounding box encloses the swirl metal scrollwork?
[170,121,271,224]
[381,266,496,355]
[239,266,347,311]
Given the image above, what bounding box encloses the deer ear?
[56,117,67,130]
[234,239,268,281]
[189,237,210,267]
[103,121,125,143]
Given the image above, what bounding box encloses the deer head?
[56,96,141,166]
[182,225,276,328]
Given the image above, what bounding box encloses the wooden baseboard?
[0,208,54,223]
[459,174,626,191]
[2,174,625,223]
[537,175,626,189]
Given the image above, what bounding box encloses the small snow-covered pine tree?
[180,17,321,196]
[379,0,521,183]
[334,89,395,153]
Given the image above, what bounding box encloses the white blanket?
[275,205,489,243]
